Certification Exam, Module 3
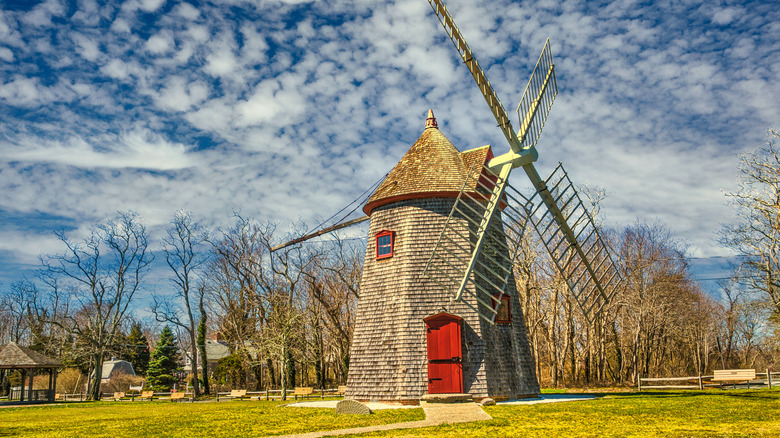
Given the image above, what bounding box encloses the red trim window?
[493,294,511,323]
[376,230,394,259]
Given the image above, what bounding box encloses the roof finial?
[425,109,438,129]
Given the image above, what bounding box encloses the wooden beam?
[270,216,369,252]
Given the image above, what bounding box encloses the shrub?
[56,368,85,394]
[101,372,144,393]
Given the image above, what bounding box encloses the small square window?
[376,230,394,259]
[494,294,511,323]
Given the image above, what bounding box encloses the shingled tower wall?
[345,111,539,402]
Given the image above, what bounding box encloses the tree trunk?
[611,321,623,383]
[189,330,201,397]
[266,357,276,387]
[89,351,104,401]
[197,317,210,395]
[281,344,287,401]
[286,349,296,389]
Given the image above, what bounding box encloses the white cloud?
[0,231,63,265]
[185,24,210,43]
[139,0,166,13]
[0,77,49,106]
[153,76,208,112]
[236,77,306,127]
[100,58,145,80]
[110,18,132,33]
[175,3,201,20]
[2,130,196,171]
[21,0,66,27]
[0,47,13,62]
[72,33,102,62]
[711,7,744,25]
[146,31,174,55]
[204,35,238,79]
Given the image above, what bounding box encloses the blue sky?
[0,0,778,294]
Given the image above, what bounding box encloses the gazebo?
[0,342,63,403]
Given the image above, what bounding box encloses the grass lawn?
[364,389,780,437]
[0,399,424,437]
[1,389,779,437]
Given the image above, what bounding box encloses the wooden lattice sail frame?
[423,0,622,324]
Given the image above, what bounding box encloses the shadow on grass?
[585,388,780,402]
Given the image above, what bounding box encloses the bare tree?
[151,211,209,397]
[305,235,362,385]
[38,211,152,400]
[207,215,268,388]
[721,129,780,316]
[0,281,37,344]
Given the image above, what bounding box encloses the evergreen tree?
[146,326,180,391]
[122,323,150,375]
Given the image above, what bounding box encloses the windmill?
[423,0,622,325]
[271,0,622,402]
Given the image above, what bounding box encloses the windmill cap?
[425,109,438,129]
[362,112,494,216]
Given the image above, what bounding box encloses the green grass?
[539,387,569,394]
[0,400,424,437]
[361,389,780,437]
[1,390,779,437]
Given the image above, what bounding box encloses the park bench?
[712,369,756,389]
[224,389,247,401]
[170,392,191,402]
[293,387,314,400]
[337,386,347,396]
[113,392,125,401]
[139,390,155,401]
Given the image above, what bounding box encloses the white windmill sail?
[423,0,622,324]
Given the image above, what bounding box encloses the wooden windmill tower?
[344,109,539,402]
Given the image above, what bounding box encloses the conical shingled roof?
[0,342,63,369]
[363,110,493,215]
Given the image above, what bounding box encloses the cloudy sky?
[1,0,778,292]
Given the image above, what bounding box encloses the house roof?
[205,339,230,360]
[100,360,135,379]
[363,110,493,215]
[0,342,63,369]
[183,340,231,372]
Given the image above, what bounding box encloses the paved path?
[267,401,492,438]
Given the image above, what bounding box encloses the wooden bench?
[336,386,347,396]
[293,387,314,400]
[170,392,191,402]
[113,392,125,401]
[139,390,155,401]
[713,369,756,388]
[224,389,247,400]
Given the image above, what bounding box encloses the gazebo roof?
[0,342,63,369]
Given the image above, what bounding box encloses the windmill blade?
[426,0,524,156]
[425,163,532,324]
[514,39,557,152]
[424,161,622,324]
[526,164,623,321]
[425,0,621,323]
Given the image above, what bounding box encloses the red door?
[425,313,463,394]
